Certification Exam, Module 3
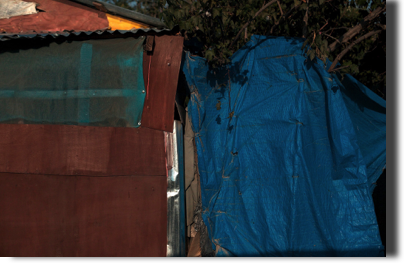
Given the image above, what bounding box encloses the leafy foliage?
[108,0,386,98]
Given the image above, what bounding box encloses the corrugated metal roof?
[0,28,173,41]
[0,0,166,35]
[0,0,110,34]
[71,0,165,28]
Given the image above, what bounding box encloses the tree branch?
[377,24,387,30]
[321,32,341,44]
[328,30,382,72]
[302,0,309,38]
[320,19,329,31]
[328,4,386,53]
[229,0,279,49]
[323,27,349,34]
[277,0,283,16]
[329,65,350,71]
[270,2,301,34]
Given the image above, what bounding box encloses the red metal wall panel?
[0,0,109,34]
[0,124,166,176]
[141,35,184,132]
[0,32,185,257]
[0,172,167,256]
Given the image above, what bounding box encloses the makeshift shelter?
[0,0,185,257]
[183,35,386,256]
[0,1,386,257]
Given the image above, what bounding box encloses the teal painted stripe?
[78,43,93,124]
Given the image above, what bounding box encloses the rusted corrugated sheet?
[0,172,167,256]
[0,0,109,34]
[141,35,184,132]
[0,124,166,176]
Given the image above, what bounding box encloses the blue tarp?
[183,36,385,256]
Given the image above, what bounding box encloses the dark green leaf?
[309,50,316,61]
[213,8,220,18]
[206,49,215,61]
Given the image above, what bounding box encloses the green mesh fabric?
[0,36,146,127]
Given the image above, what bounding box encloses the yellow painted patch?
[106,14,150,30]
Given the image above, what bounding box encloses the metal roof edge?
[70,0,166,28]
[0,28,173,41]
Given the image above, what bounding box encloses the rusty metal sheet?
[0,124,166,176]
[0,0,108,34]
[0,172,167,256]
[141,35,184,132]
